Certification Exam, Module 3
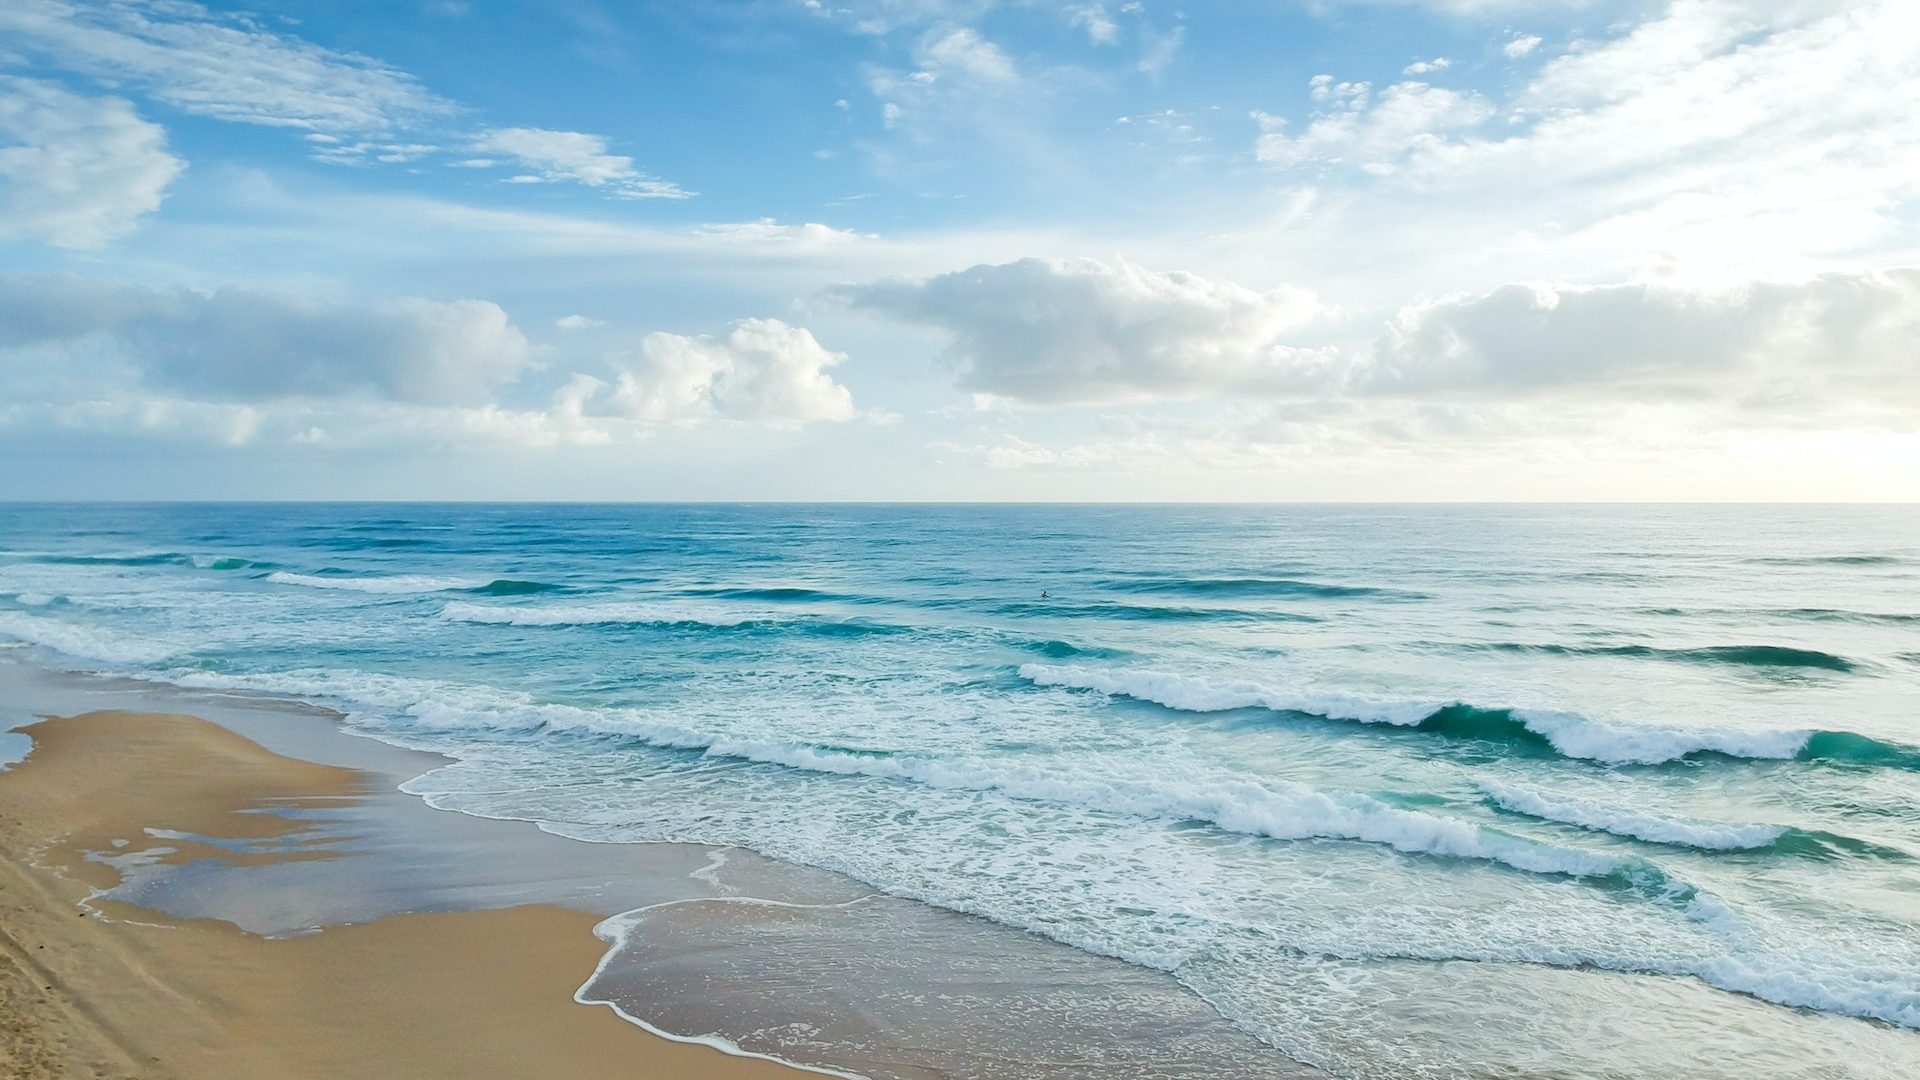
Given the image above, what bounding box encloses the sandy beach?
[0,708,800,1079]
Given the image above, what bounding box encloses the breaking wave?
[1019,664,1920,768]
[266,571,482,594]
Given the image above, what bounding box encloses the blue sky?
[1,0,1916,500]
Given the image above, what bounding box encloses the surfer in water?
[1040,590,1051,599]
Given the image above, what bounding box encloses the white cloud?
[1360,269,1920,411]
[1403,57,1451,75]
[1503,33,1543,58]
[51,395,265,447]
[1116,109,1207,147]
[470,127,692,199]
[915,27,1017,83]
[1255,78,1494,173]
[1252,0,1920,285]
[0,278,867,450]
[0,274,538,405]
[555,314,605,331]
[866,25,1030,137]
[603,318,858,424]
[690,218,870,245]
[837,249,1920,421]
[0,76,183,247]
[835,256,1330,403]
[0,0,452,133]
[1068,5,1119,45]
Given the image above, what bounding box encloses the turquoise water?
[2,503,1918,1077]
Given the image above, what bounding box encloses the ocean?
[2,502,1917,1078]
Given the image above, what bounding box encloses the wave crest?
[168,667,1655,887]
[266,571,481,594]
[1019,664,1919,768]
[466,578,566,596]
[1480,781,1786,850]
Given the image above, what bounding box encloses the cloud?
[602,318,858,423]
[0,278,863,450]
[1255,77,1494,174]
[0,76,183,247]
[1253,0,1920,285]
[1503,33,1543,58]
[555,314,605,331]
[866,24,1032,140]
[1403,57,1451,75]
[836,251,1920,420]
[0,274,537,405]
[470,127,692,199]
[0,0,452,133]
[1361,269,1920,410]
[0,0,695,205]
[1067,5,1119,45]
[835,256,1330,404]
[914,26,1018,83]
[47,395,265,447]
[689,218,870,245]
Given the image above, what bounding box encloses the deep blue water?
[3,503,1918,1078]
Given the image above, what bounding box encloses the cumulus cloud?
[1361,269,1920,408]
[470,127,691,199]
[0,274,537,405]
[0,0,452,133]
[602,318,858,424]
[1403,57,1452,74]
[835,257,1331,404]
[0,277,863,450]
[836,250,1920,419]
[0,76,183,247]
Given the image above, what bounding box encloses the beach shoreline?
[0,653,1321,1080]
[0,705,806,1079]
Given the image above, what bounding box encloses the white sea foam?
[440,600,773,627]
[1020,663,1441,725]
[580,897,875,1080]
[168,665,1635,883]
[150,664,1920,1036]
[1510,709,1812,767]
[0,611,175,665]
[1020,663,1816,766]
[1480,781,1787,850]
[266,571,480,594]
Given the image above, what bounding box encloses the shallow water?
[2,503,1917,1078]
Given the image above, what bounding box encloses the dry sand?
[0,710,803,1079]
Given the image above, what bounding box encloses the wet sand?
[0,709,802,1079]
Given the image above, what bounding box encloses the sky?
[0,0,1915,501]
